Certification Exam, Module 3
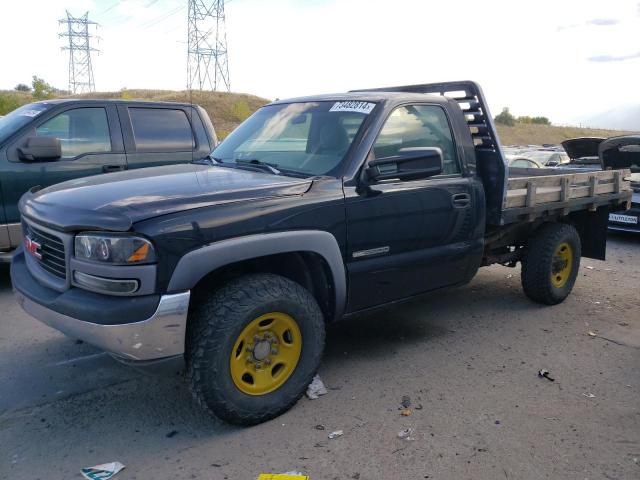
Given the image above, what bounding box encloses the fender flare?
[167,230,347,321]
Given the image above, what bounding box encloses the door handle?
[103,164,126,173]
[451,193,471,208]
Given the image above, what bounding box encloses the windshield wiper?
[234,158,281,175]
[191,154,222,166]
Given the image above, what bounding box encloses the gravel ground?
[1,233,638,480]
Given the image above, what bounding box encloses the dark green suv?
[0,99,217,261]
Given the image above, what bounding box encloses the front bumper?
[12,251,190,362]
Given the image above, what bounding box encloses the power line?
[187,0,230,92]
[59,11,99,94]
[141,4,185,29]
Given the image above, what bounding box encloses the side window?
[36,108,111,158]
[373,105,460,175]
[129,108,194,152]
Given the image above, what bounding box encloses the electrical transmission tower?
[187,0,230,92]
[59,11,99,94]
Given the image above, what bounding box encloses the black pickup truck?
[10,81,633,425]
[0,99,216,261]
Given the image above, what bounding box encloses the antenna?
[59,11,99,94]
[187,0,231,92]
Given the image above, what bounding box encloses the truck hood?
[599,135,640,170]
[561,137,604,160]
[19,163,312,232]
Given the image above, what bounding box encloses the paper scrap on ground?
[306,374,328,399]
[398,428,414,440]
[328,429,344,439]
[80,462,125,480]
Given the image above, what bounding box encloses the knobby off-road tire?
[521,223,581,305]
[186,273,325,425]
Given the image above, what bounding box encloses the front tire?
[186,273,325,425]
[521,223,581,305]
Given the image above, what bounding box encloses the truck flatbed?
[503,167,632,224]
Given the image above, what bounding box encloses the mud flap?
[570,206,609,260]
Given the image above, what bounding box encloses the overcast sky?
[1,0,638,127]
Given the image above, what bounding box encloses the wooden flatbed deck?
[502,168,632,224]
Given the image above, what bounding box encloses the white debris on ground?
[80,461,125,479]
[306,374,328,399]
[328,430,344,439]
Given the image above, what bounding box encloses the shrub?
[495,107,516,126]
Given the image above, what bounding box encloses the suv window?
[373,105,459,175]
[129,108,194,152]
[36,107,111,158]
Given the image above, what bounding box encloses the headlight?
[74,233,156,264]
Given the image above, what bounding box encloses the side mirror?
[366,147,443,182]
[18,136,62,162]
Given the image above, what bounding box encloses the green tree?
[15,83,31,92]
[31,76,56,100]
[531,116,550,125]
[494,107,516,126]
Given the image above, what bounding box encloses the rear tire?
[186,273,325,425]
[521,223,581,305]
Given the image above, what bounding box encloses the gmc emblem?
[25,236,42,260]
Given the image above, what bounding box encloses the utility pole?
[187,0,230,92]
[59,11,99,94]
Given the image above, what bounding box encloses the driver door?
[344,104,478,312]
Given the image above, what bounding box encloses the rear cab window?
[129,108,195,152]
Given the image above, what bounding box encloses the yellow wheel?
[230,312,302,395]
[550,242,573,288]
[521,223,581,305]
[187,273,325,425]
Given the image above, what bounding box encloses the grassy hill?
[1,89,633,144]
[495,123,630,146]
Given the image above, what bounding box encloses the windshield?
[211,101,374,176]
[0,102,52,144]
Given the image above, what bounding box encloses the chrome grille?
[25,223,67,279]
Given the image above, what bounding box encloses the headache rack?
[352,80,507,225]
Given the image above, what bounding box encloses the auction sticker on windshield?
[329,101,376,114]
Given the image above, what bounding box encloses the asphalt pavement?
[1,233,638,480]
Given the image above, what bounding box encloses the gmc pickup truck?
[0,99,217,261]
[11,81,633,425]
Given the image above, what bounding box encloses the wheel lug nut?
[246,345,254,352]
[255,362,262,369]
[271,348,278,355]
[264,358,271,365]
[253,335,260,342]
